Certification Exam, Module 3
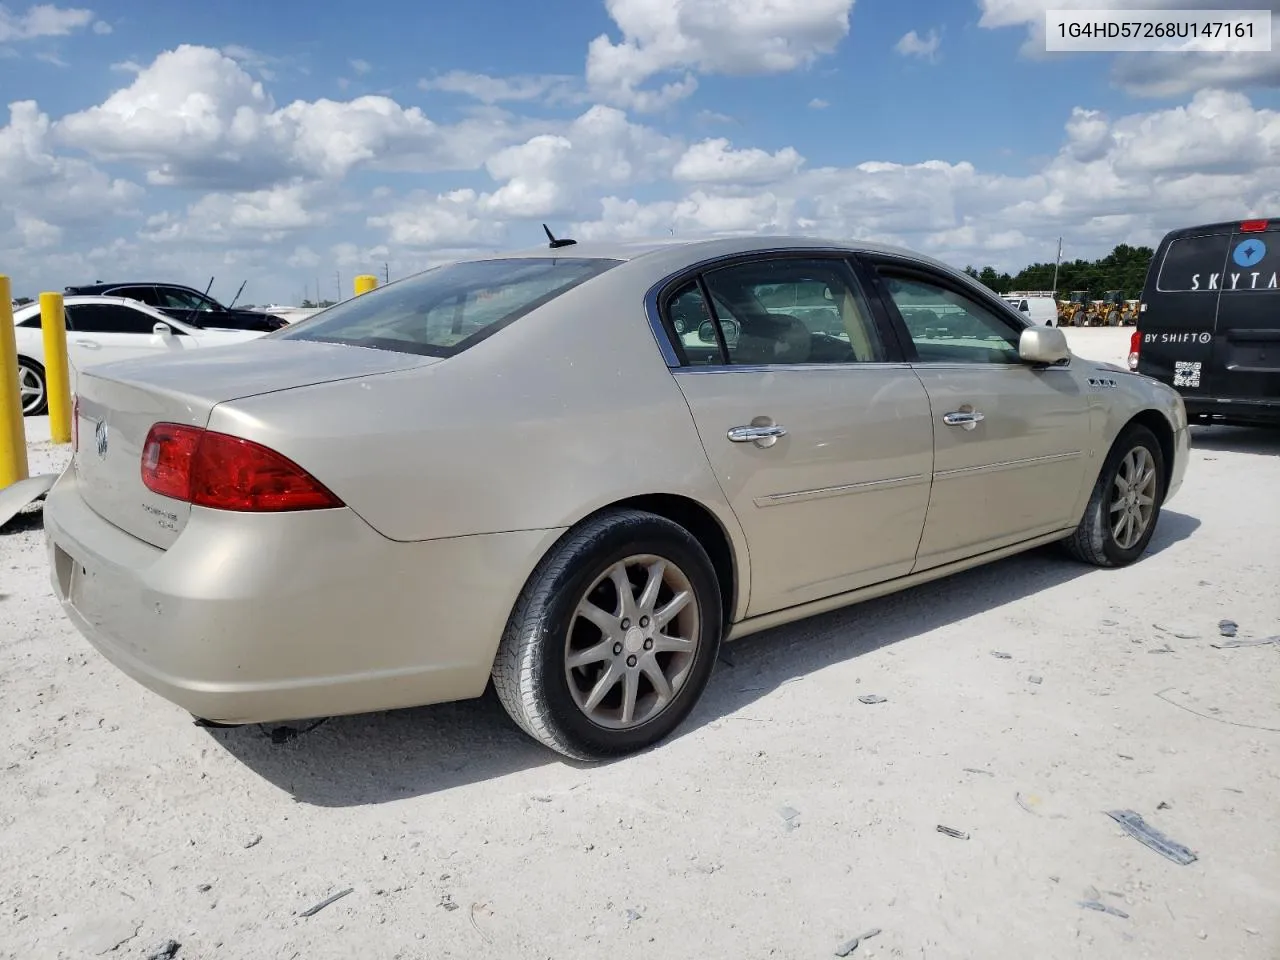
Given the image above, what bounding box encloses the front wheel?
[492,509,723,760]
[18,358,48,416]
[1063,424,1165,567]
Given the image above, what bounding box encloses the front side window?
[280,257,620,357]
[112,286,162,307]
[877,271,1021,364]
[696,258,886,365]
[156,287,218,311]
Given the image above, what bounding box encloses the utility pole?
[1051,237,1063,296]
[335,270,341,303]
[383,262,390,285]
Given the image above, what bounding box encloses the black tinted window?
[156,287,218,311]
[112,286,162,306]
[1221,231,1280,294]
[1156,234,1230,293]
[67,304,160,334]
[280,257,620,357]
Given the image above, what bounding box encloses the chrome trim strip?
[672,362,915,375]
[753,473,928,507]
[933,450,1082,480]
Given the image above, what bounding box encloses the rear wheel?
[1063,424,1165,567]
[492,509,723,760]
[17,358,47,416]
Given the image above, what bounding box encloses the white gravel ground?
[2,329,1278,960]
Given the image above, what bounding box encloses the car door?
[64,302,196,368]
[858,255,1092,571]
[664,254,936,617]
[1212,225,1280,408]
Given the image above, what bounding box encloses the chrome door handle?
[727,424,788,444]
[943,411,985,427]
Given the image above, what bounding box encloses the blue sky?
[2,0,1279,303]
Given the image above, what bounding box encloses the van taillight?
[1128,330,1141,371]
[1240,219,1269,233]
[141,423,344,512]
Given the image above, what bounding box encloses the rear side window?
[66,304,159,334]
[1156,234,1231,293]
[280,257,620,357]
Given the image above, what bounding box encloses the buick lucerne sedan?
[44,236,1190,760]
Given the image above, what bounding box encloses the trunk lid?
[72,339,436,548]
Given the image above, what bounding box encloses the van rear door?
[1213,224,1280,406]
[1139,229,1227,395]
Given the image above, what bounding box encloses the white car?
[1002,294,1059,327]
[13,296,265,416]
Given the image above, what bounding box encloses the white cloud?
[673,138,804,184]
[90,18,109,33]
[895,29,940,62]
[140,181,331,245]
[368,188,504,248]
[586,0,855,109]
[0,3,93,41]
[349,57,371,75]
[418,70,578,105]
[477,104,682,220]
[808,98,829,110]
[0,100,142,224]
[55,44,538,190]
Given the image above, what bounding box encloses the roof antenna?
[543,223,577,249]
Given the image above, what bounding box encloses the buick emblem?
[94,419,109,459]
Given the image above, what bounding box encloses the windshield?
[278,257,620,357]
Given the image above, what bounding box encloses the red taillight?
[1128,329,1141,371]
[141,423,343,512]
[1240,219,1269,233]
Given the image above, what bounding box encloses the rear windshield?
[278,257,621,357]
[1155,233,1231,293]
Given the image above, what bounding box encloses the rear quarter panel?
[208,261,751,593]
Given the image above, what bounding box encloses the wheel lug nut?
[621,619,630,630]
[643,639,653,651]
[639,616,649,628]
[627,655,637,668]
[613,643,623,656]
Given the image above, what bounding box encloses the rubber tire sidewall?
[18,357,48,417]
[496,510,723,760]
[1070,424,1166,567]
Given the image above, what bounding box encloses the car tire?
[492,509,724,761]
[18,357,48,417]
[1062,423,1165,568]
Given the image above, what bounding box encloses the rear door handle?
[943,411,985,428]
[77,339,101,350]
[727,424,788,446]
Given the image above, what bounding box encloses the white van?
[1002,292,1059,326]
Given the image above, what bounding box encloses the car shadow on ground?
[209,510,1200,808]
[1190,425,1280,455]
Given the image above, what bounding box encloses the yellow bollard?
[0,275,31,487]
[40,291,72,444]
[353,274,378,296]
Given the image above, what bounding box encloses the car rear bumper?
[1183,396,1280,426]
[43,466,563,724]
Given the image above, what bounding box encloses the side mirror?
[1019,326,1070,366]
[153,321,173,338]
[697,319,717,343]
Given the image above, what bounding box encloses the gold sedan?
[43,235,1189,759]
